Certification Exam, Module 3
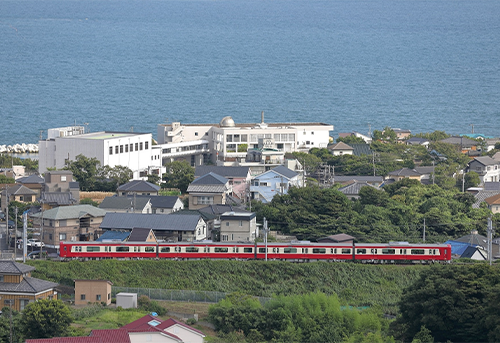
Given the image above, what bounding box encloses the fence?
[112,287,270,304]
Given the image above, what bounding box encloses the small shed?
[116,292,138,309]
[74,279,113,306]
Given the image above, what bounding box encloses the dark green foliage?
[162,161,194,194]
[0,307,23,343]
[0,174,15,184]
[79,198,99,207]
[336,135,366,145]
[137,295,166,316]
[0,154,38,172]
[392,265,500,343]
[21,299,73,339]
[209,292,393,342]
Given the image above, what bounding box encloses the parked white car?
[27,239,45,248]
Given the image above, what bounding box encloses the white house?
[467,156,500,184]
[219,211,257,242]
[38,126,162,180]
[250,165,302,203]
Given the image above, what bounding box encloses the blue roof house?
[250,166,302,203]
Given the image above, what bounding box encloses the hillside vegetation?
[29,260,425,312]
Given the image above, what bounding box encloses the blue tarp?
[96,230,130,242]
[445,240,477,256]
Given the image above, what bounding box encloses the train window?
[204,247,209,253]
[341,249,351,254]
[259,248,266,253]
[243,248,253,253]
[86,247,100,252]
[272,248,278,253]
[145,247,155,253]
[284,248,297,253]
[312,248,326,254]
[186,247,199,253]
[330,248,335,254]
[174,247,180,252]
[433,249,437,255]
[382,249,395,254]
[64,246,67,251]
[302,248,308,253]
[160,247,170,253]
[134,247,140,252]
[74,246,82,252]
[357,249,366,254]
[214,247,228,253]
[232,247,239,253]
[411,249,425,255]
[116,247,129,252]
[371,249,377,254]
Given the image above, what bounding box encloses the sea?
[1,0,499,146]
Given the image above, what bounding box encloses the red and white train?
[59,241,451,263]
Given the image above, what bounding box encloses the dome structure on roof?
[220,116,235,127]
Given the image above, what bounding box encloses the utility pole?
[488,217,493,266]
[263,217,268,262]
[372,152,376,176]
[14,207,17,260]
[423,218,426,242]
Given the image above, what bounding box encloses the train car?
[354,242,451,262]
[60,241,158,259]
[59,241,452,263]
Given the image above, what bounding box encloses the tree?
[95,165,133,191]
[0,175,15,184]
[63,154,100,191]
[162,161,194,193]
[462,171,480,190]
[21,299,73,339]
[0,306,23,343]
[336,135,366,145]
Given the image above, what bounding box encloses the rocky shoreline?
[0,143,39,154]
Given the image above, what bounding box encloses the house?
[194,166,251,200]
[100,213,207,242]
[250,165,302,203]
[440,136,478,154]
[337,132,372,144]
[392,128,411,141]
[99,196,152,214]
[386,168,422,182]
[170,209,218,240]
[0,184,37,212]
[317,233,355,244]
[350,143,372,156]
[485,138,500,152]
[484,193,500,214]
[26,314,205,343]
[328,142,354,156]
[40,170,80,209]
[117,180,160,196]
[453,230,500,258]
[467,156,500,184]
[338,181,380,200]
[128,228,157,242]
[333,176,384,187]
[0,260,58,311]
[460,246,488,260]
[405,137,430,147]
[187,173,230,210]
[219,211,257,242]
[38,126,162,180]
[15,174,45,197]
[74,280,112,306]
[150,196,184,214]
[30,205,108,248]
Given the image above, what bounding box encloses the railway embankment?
[28,259,429,313]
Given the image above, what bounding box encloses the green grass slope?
[29,260,425,312]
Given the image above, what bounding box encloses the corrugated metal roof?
[96,230,130,242]
[31,205,107,220]
[272,165,298,179]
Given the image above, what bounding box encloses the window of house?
[140,142,143,150]
[239,221,243,227]
[81,294,86,300]
[108,293,111,300]
[120,145,123,153]
[221,236,228,242]
[198,196,214,205]
[226,222,229,226]
[49,234,53,240]
[96,294,101,301]
[130,143,134,151]
[125,144,128,152]
[145,141,149,149]
[0,276,3,282]
[20,299,30,311]
[61,176,67,182]
[135,143,139,151]
[115,146,119,154]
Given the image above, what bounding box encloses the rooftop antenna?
[368,123,372,137]
[39,130,44,140]
[470,124,474,134]
[261,111,264,124]
[130,126,134,132]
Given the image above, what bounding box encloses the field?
[29,259,428,313]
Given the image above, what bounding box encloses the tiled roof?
[198,204,237,216]
[485,193,500,205]
[99,196,150,211]
[473,190,500,208]
[26,338,105,343]
[0,276,58,293]
[69,181,80,189]
[100,213,201,232]
[440,136,477,147]
[485,182,500,191]
[117,180,160,193]
[187,184,227,193]
[338,181,379,195]
[0,260,35,274]
[90,329,130,343]
[190,172,228,185]
[17,174,45,184]
[271,165,298,179]
[333,176,383,183]
[41,192,78,206]
[128,228,154,242]
[329,142,353,150]
[414,166,435,174]
[387,168,421,177]
[3,184,36,195]
[195,166,250,178]
[170,209,218,221]
[30,205,107,220]
[471,156,498,166]
[149,196,180,209]
[350,143,372,156]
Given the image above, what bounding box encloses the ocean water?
[1,0,499,145]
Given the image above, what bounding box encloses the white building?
[157,114,334,166]
[38,126,162,180]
